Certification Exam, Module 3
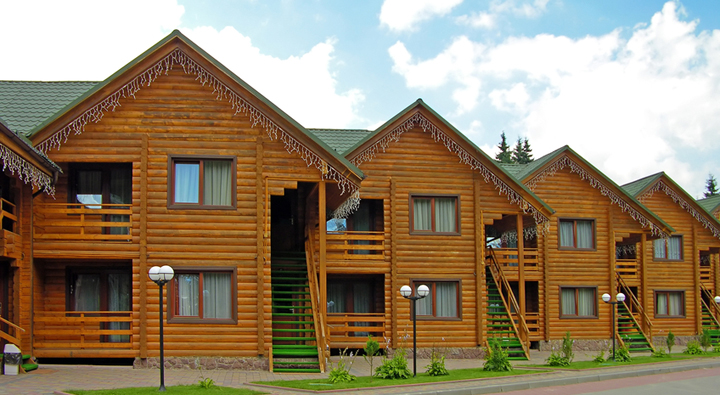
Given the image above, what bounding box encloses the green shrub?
[666,331,675,353]
[363,335,380,380]
[375,348,411,379]
[651,347,668,358]
[592,349,606,363]
[198,377,214,389]
[328,348,357,384]
[714,344,720,353]
[425,349,449,376]
[546,351,570,366]
[700,329,713,352]
[683,340,704,355]
[612,345,632,362]
[561,332,575,363]
[483,338,513,372]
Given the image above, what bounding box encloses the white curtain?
[559,221,574,247]
[74,274,100,311]
[668,293,682,315]
[435,198,456,232]
[177,274,199,316]
[653,239,666,259]
[175,163,199,203]
[108,273,131,342]
[656,293,668,315]
[416,283,433,315]
[413,199,432,231]
[561,288,576,316]
[667,237,681,260]
[203,272,232,319]
[204,161,232,206]
[576,221,593,249]
[577,288,595,316]
[327,283,345,313]
[436,282,457,317]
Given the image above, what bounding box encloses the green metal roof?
[698,194,720,214]
[499,145,568,181]
[621,172,663,197]
[306,129,371,155]
[0,81,98,137]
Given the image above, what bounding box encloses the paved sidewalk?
[1,351,719,395]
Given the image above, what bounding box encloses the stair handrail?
[615,273,654,347]
[486,246,530,359]
[0,315,24,346]
[700,282,720,329]
[306,228,328,373]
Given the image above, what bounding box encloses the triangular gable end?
[521,147,672,238]
[30,30,363,197]
[345,99,554,230]
[633,173,720,240]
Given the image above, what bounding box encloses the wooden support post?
[640,233,647,334]
[693,223,701,334]
[319,181,327,336]
[517,214,525,316]
[255,141,265,356]
[474,179,484,346]
[139,135,148,359]
[543,225,550,341]
[390,177,398,348]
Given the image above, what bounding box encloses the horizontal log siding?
[532,168,649,340]
[33,69,323,358]
[639,193,712,336]
[356,126,520,348]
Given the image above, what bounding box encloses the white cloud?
[182,27,365,128]
[457,0,549,30]
[390,1,720,196]
[380,0,463,32]
[456,12,496,29]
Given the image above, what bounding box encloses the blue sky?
[1,0,719,198]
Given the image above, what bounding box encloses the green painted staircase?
[270,252,321,373]
[701,300,720,343]
[0,353,38,374]
[616,303,654,352]
[485,266,528,360]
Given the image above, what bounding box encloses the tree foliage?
[496,133,533,164]
[705,174,718,198]
[495,132,513,164]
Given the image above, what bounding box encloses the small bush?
[651,347,668,358]
[546,351,571,366]
[714,344,720,353]
[612,345,632,362]
[683,340,704,355]
[700,329,713,352]
[328,348,357,384]
[198,377,214,389]
[363,335,380,380]
[483,338,513,372]
[592,349,606,363]
[666,331,675,353]
[375,348,411,379]
[561,332,575,363]
[425,351,449,376]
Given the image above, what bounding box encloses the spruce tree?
[705,174,718,198]
[512,137,534,164]
[521,138,533,163]
[495,132,513,163]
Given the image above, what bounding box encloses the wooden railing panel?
[327,313,385,346]
[0,315,24,346]
[33,203,132,241]
[33,311,133,350]
[616,259,640,280]
[492,248,539,271]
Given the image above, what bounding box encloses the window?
[653,236,683,261]
[655,291,684,317]
[169,269,236,323]
[67,265,131,342]
[169,157,235,208]
[410,195,459,234]
[412,280,460,319]
[560,287,597,318]
[70,164,132,234]
[559,219,595,249]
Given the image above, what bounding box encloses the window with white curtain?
[171,270,235,322]
[559,219,595,249]
[411,195,458,234]
[413,280,460,319]
[655,291,684,317]
[560,287,597,318]
[653,236,683,261]
[170,157,235,208]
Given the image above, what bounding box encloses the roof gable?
[0,119,58,195]
[506,146,672,237]
[624,172,720,240]
[344,99,554,228]
[28,30,363,196]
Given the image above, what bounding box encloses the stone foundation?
[133,356,269,370]
[653,335,697,350]
[538,339,611,352]
[391,347,485,359]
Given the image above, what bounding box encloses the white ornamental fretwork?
[0,144,54,196]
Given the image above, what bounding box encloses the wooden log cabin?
[1,30,720,372]
[501,146,674,352]
[623,173,720,343]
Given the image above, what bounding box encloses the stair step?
[272,328,316,333]
[273,312,314,317]
[273,349,319,357]
[272,337,317,341]
[273,321,314,325]
[273,368,321,373]
[273,360,320,366]
[272,298,312,303]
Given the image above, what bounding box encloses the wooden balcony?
[700,265,713,285]
[0,198,20,259]
[493,248,540,279]
[33,311,134,358]
[323,231,387,273]
[33,203,132,242]
[616,259,640,283]
[327,313,385,348]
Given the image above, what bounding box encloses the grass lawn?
[254,368,543,391]
[65,385,265,395]
[539,351,720,370]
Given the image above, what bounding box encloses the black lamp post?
[601,292,625,362]
[149,265,174,391]
[400,284,429,377]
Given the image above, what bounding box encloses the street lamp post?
[601,292,626,362]
[400,284,430,377]
[149,265,174,392]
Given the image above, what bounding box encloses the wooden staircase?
[485,247,529,360]
[615,275,654,353]
[700,283,720,343]
[0,317,37,373]
[270,251,322,373]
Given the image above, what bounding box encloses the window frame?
[409,194,460,235]
[654,290,685,318]
[167,155,237,210]
[68,163,132,206]
[410,279,462,321]
[559,286,598,319]
[167,267,237,324]
[652,235,684,262]
[558,218,596,251]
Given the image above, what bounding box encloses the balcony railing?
[0,315,24,346]
[700,266,713,283]
[327,313,385,347]
[34,203,131,241]
[492,248,539,271]
[325,231,385,262]
[616,259,640,280]
[0,198,17,232]
[33,311,133,350]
